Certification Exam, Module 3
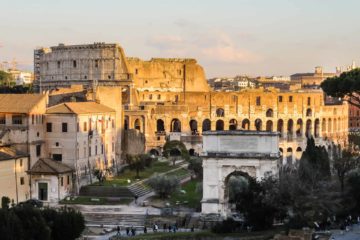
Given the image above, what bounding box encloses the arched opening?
[134,118,141,131]
[287,119,294,140]
[286,148,293,165]
[266,120,273,132]
[277,119,284,137]
[189,148,195,156]
[306,119,312,138]
[306,108,312,117]
[216,120,224,130]
[295,147,302,161]
[296,119,303,137]
[254,118,262,131]
[156,119,165,132]
[224,171,252,211]
[242,119,250,130]
[124,117,129,130]
[229,119,238,130]
[170,118,181,132]
[266,108,274,117]
[189,120,198,134]
[216,108,225,117]
[333,118,337,133]
[314,119,320,137]
[322,118,326,137]
[202,119,211,132]
[328,118,332,133]
[149,149,160,156]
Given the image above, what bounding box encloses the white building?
[15,71,33,85]
[45,101,117,191]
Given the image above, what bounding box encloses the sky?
[1,0,360,77]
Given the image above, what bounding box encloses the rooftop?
[0,94,46,113]
[46,101,115,114]
[202,130,280,136]
[28,158,73,175]
[0,147,27,161]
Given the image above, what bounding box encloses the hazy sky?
[1,0,360,77]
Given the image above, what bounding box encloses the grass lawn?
[169,179,202,209]
[97,161,184,187]
[59,196,132,205]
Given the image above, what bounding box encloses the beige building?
[0,147,29,204]
[45,101,117,191]
[290,66,336,87]
[28,158,73,203]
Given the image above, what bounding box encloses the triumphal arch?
[201,130,280,217]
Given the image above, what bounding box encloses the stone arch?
[189,119,198,133]
[266,108,274,117]
[189,148,195,156]
[296,119,303,137]
[242,119,250,130]
[328,118,332,133]
[322,118,326,136]
[156,119,165,132]
[333,118,337,133]
[163,140,189,161]
[314,118,320,137]
[134,118,141,131]
[295,147,302,161]
[223,170,254,206]
[286,147,293,165]
[306,119,312,138]
[202,119,211,132]
[170,118,181,132]
[306,108,312,117]
[229,119,238,130]
[216,119,224,130]
[254,118,262,131]
[216,108,225,117]
[287,119,294,139]
[277,119,284,137]
[124,116,129,130]
[149,148,160,156]
[266,120,273,132]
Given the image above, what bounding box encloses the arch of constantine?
[201,130,280,217]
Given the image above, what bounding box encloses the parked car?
[19,199,43,208]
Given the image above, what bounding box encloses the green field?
[169,179,202,209]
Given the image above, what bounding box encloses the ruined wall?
[122,129,145,157]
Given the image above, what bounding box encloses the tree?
[298,138,330,188]
[1,196,10,209]
[321,68,360,108]
[147,174,179,199]
[92,168,107,183]
[0,71,14,86]
[334,149,359,192]
[126,154,146,178]
[0,208,23,240]
[188,157,203,179]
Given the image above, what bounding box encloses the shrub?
[148,174,180,198]
[211,219,242,233]
[188,157,203,179]
[1,196,10,209]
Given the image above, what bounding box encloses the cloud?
[147,30,261,64]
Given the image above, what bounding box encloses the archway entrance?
[224,171,251,212]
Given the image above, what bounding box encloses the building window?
[112,142,115,152]
[135,69,138,75]
[101,144,104,154]
[83,122,87,132]
[62,123,68,132]
[108,75,111,80]
[53,154,62,161]
[57,61,61,68]
[307,97,311,106]
[32,115,34,124]
[73,60,77,68]
[61,177,64,186]
[95,145,98,155]
[95,59,99,68]
[84,75,87,79]
[0,114,5,124]
[278,96,283,102]
[47,122,52,132]
[256,96,261,106]
[77,122,79,132]
[65,76,68,80]
[12,115,22,125]
[289,96,293,102]
[20,177,24,185]
[67,175,70,185]
[157,94,161,100]
[20,159,23,167]
[36,144,41,157]
[37,132,40,137]
[112,119,115,128]
[149,94,152,100]
[55,142,59,147]
[89,147,91,156]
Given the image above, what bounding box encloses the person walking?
[143,226,147,234]
[116,225,120,236]
[126,227,130,236]
[131,226,136,236]
[163,223,167,232]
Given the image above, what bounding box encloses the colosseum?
[34,43,349,164]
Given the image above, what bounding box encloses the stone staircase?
[80,186,134,198]
[84,212,146,227]
[127,181,152,197]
